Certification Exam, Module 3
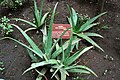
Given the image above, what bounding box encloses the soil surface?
[0,0,120,80]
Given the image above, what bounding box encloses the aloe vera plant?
[68,6,106,51]
[13,0,49,32]
[0,3,98,80]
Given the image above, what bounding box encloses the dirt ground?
[0,0,120,80]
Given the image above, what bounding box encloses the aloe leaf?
[64,30,73,58]
[75,41,79,50]
[81,23,99,32]
[27,49,39,62]
[12,18,37,27]
[53,39,60,50]
[51,42,68,59]
[79,12,107,32]
[76,65,97,77]
[67,4,72,24]
[36,68,48,80]
[41,26,48,53]
[67,7,78,32]
[84,32,103,38]
[52,38,80,58]
[64,46,93,66]
[50,27,70,56]
[41,12,49,26]
[11,24,44,58]
[65,65,97,77]
[65,6,76,58]
[60,71,66,80]
[25,27,36,32]
[73,36,80,50]
[60,68,69,80]
[68,17,72,29]
[41,29,48,59]
[23,59,58,74]
[75,33,104,51]
[54,73,60,80]
[0,68,4,71]
[46,2,58,57]
[64,25,73,59]
[61,39,65,62]
[71,8,78,27]
[51,64,64,79]
[41,25,47,45]
[68,69,91,74]
[34,0,40,27]
[0,37,43,58]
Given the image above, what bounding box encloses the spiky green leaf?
[68,69,91,74]
[75,33,104,51]
[46,2,58,57]
[0,37,43,58]
[79,12,107,32]
[84,32,103,38]
[12,18,37,27]
[11,24,44,58]
[64,46,93,66]
[23,59,58,74]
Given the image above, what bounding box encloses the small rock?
[15,45,17,48]
[109,56,114,61]
[22,24,25,26]
[115,38,120,40]
[103,69,108,76]
[8,13,12,16]
[105,69,108,73]
[36,31,39,35]
[104,55,108,59]
[116,15,119,18]
[31,37,34,39]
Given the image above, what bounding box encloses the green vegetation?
[68,6,106,51]
[13,0,49,32]
[0,0,106,80]
[0,0,24,8]
[0,16,13,36]
[101,25,109,29]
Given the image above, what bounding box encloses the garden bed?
[0,0,120,80]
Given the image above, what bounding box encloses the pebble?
[103,69,109,76]
[104,55,114,61]
[113,64,115,67]
[116,15,119,18]
[109,56,114,61]
[22,24,25,26]
[23,14,25,17]
[36,31,39,35]
[103,68,113,75]
[31,37,34,39]
[8,13,12,16]
[15,45,17,48]
[104,55,108,59]
[115,38,120,40]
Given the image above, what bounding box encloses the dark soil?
[0,0,120,80]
